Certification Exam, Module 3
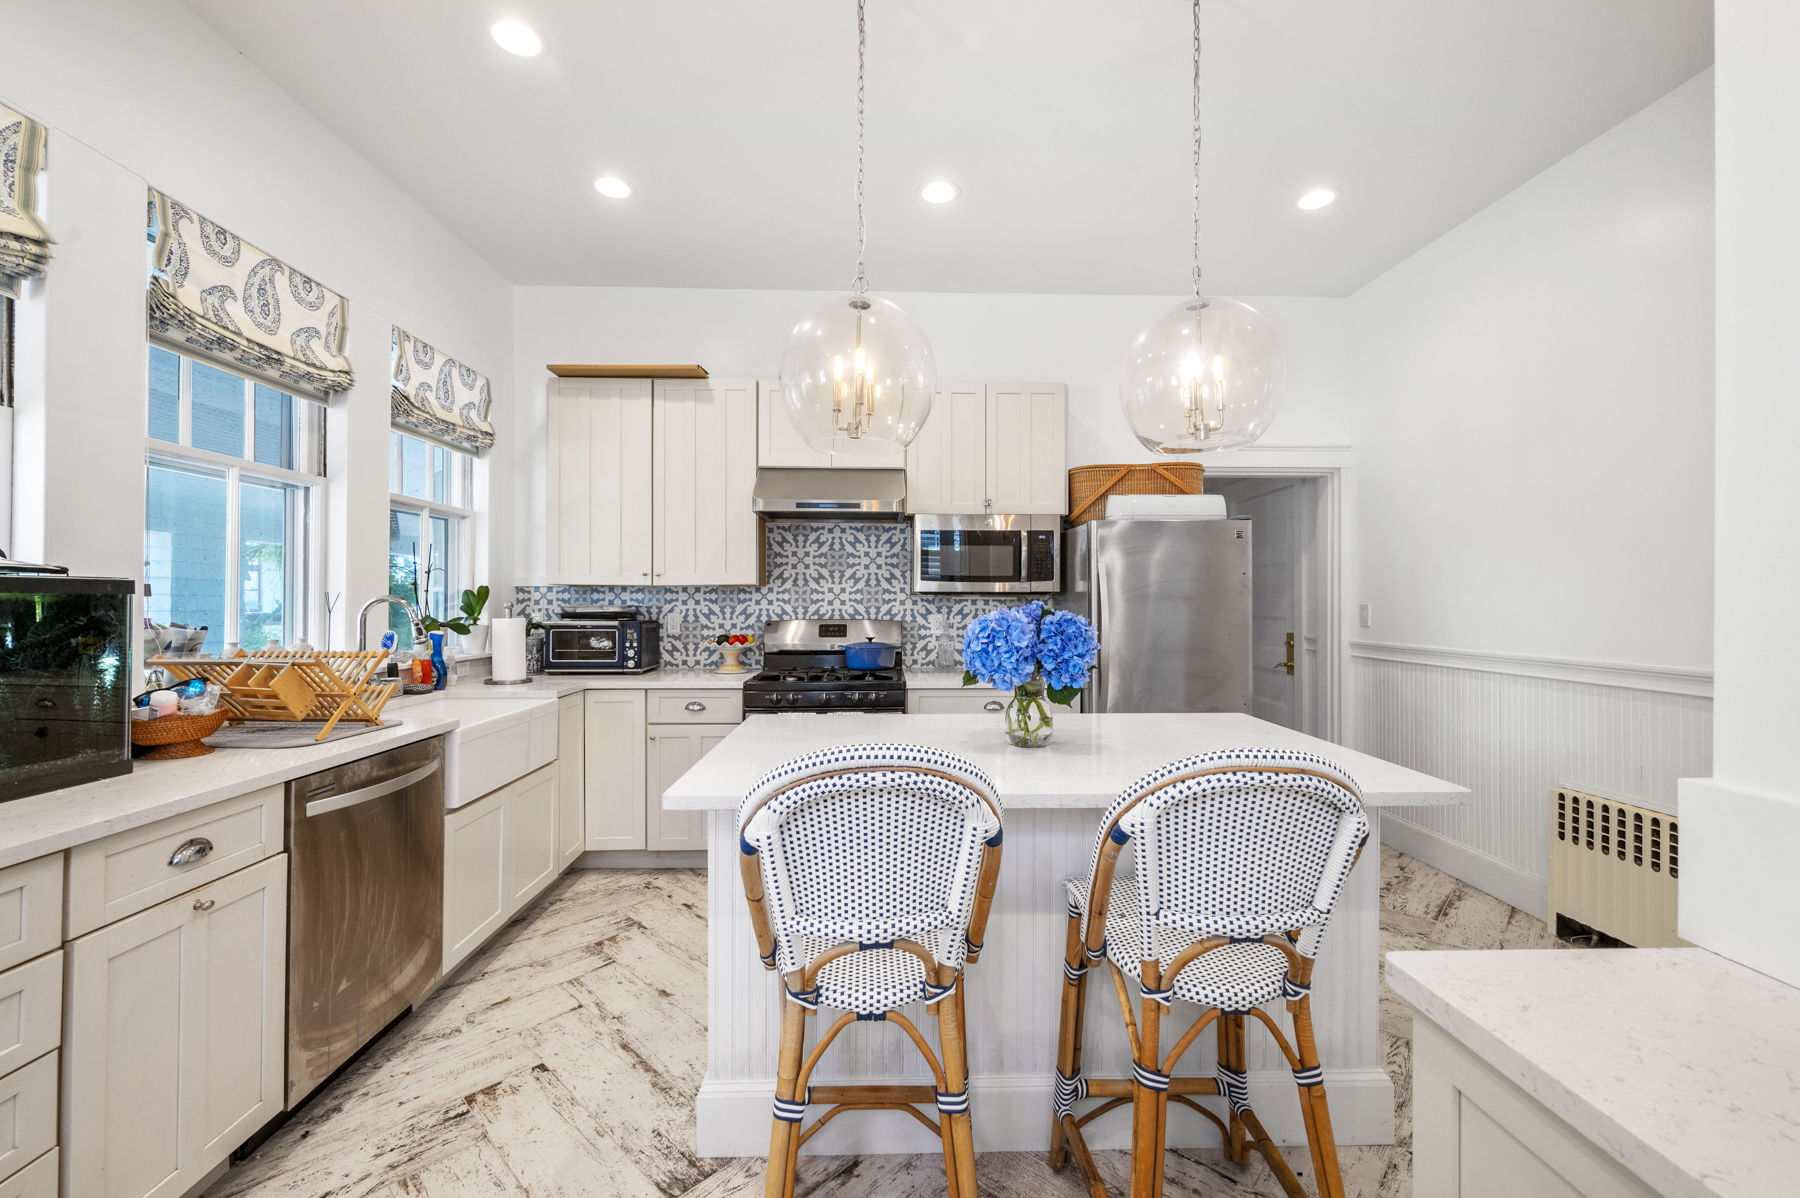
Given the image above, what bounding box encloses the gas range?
[743,619,908,713]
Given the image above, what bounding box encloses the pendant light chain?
[1191,0,1203,298]
[852,0,869,295]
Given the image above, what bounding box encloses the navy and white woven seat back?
[741,745,1001,976]
[1097,749,1367,960]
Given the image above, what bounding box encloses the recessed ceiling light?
[593,175,633,200]
[919,180,960,205]
[490,20,543,57]
[1297,186,1340,211]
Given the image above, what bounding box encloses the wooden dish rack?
[149,648,398,742]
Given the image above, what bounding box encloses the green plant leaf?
[1047,685,1082,707]
[961,670,981,687]
[459,585,490,621]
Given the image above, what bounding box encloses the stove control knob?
[845,691,862,704]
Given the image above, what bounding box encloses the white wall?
[1349,72,1715,916]
[506,287,1349,579]
[2,0,512,646]
[1680,3,1800,986]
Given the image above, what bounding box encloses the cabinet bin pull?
[169,837,213,867]
[193,897,215,911]
[684,701,706,712]
[983,700,1004,712]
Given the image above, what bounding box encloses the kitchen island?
[662,711,1469,1157]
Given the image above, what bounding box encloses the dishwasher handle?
[304,759,441,818]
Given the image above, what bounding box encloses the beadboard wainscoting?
[1352,642,1712,920]
[519,521,1018,670]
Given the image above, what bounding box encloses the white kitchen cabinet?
[906,382,989,513]
[986,382,1068,514]
[546,378,654,585]
[64,854,287,1198]
[503,767,559,911]
[906,382,1067,515]
[555,692,585,869]
[758,379,905,469]
[0,1054,56,1188]
[585,690,648,851]
[0,1149,56,1198]
[443,764,562,975]
[651,378,760,585]
[646,725,732,852]
[0,856,59,976]
[443,792,505,973]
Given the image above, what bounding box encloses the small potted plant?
[961,601,1098,747]
[422,585,492,654]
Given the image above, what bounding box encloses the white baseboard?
[1381,815,1548,921]
[695,1068,1394,1157]
[573,849,707,869]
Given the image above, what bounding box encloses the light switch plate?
[1358,603,1372,628]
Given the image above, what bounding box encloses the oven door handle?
[304,759,440,818]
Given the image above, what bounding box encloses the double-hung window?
[388,430,473,641]
[144,345,323,650]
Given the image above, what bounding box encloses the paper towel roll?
[490,617,529,682]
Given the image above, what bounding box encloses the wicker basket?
[1067,463,1205,526]
[131,710,230,760]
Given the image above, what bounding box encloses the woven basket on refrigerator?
[1066,463,1205,526]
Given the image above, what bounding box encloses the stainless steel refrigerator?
[1058,517,1252,713]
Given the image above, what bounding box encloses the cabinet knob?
[983,700,1004,712]
[193,897,215,912]
[169,837,213,867]
[684,701,706,712]
[641,572,649,578]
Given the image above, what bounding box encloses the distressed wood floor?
[208,848,1569,1197]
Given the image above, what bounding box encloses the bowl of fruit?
[711,633,757,674]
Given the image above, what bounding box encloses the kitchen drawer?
[648,689,742,724]
[0,1052,55,1184]
[66,785,282,937]
[0,1149,54,1198]
[0,857,61,975]
[0,953,59,1080]
[907,688,1008,716]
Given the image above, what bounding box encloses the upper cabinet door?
[546,379,654,584]
[757,379,833,469]
[905,382,988,513]
[986,383,1069,514]
[652,379,760,585]
[758,379,904,469]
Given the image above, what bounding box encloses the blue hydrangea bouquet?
[961,601,1098,747]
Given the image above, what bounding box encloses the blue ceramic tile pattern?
[516,522,1020,671]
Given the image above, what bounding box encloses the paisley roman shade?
[390,326,495,455]
[0,103,53,296]
[146,189,355,397]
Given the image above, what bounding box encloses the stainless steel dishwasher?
[286,736,444,1106]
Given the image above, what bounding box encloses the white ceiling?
[182,0,1712,296]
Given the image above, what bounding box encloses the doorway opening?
[1205,472,1340,739]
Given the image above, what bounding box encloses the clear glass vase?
[1004,677,1055,747]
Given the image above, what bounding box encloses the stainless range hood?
[752,467,907,519]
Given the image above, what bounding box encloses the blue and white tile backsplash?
[516,522,1020,671]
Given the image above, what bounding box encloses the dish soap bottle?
[429,631,449,691]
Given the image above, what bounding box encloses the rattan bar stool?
[738,744,1004,1198]
[1049,749,1369,1198]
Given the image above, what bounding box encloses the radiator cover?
[1549,788,1686,948]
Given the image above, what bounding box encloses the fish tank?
[0,575,135,802]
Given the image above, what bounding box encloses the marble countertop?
[1386,948,1800,1198]
[662,711,1470,811]
[0,669,745,871]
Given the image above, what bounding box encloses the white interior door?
[1233,482,1303,730]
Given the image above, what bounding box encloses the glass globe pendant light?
[779,0,936,456]
[1121,0,1284,454]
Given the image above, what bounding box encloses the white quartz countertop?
[662,711,1470,810]
[1385,948,1800,1198]
[0,670,745,871]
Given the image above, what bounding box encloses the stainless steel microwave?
[911,514,1061,594]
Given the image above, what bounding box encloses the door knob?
[1269,632,1296,677]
